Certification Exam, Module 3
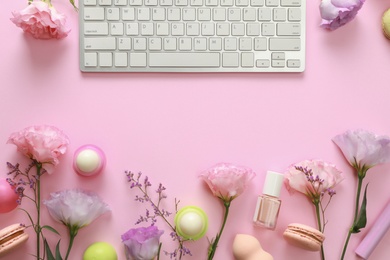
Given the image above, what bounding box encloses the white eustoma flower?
[44,189,110,228]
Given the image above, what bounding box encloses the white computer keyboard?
[79,0,305,72]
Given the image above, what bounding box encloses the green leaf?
[69,0,78,11]
[44,239,55,260]
[55,241,63,260]
[352,184,369,233]
[42,225,60,235]
[44,239,63,260]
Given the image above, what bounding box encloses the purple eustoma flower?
[333,129,390,172]
[320,0,365,30]
[122,226,164,260]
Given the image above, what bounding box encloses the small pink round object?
[0,179,19,213]
[73,145,106,177]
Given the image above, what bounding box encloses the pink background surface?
[1,0,390,259]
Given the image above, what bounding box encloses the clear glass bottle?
[253,171,284,230]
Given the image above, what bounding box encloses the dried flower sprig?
[285,160,343,260]
[125,171,191,259]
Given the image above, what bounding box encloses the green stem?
[65,226,78,260]
[36,164,42,260]
[208,200,230,260]
[340,174,364,260]
[314,202,325,260]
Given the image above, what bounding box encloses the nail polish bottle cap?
[263,171,284,198]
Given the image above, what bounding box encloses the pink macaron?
[73,145,106,177]
[0,223,29,257]
[283,223,325,251]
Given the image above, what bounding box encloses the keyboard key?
[84,22,109,35]
[269,38,300,51]
[273,8,286,21]
[107,8,120,20]
[84,0,97,6]
[239,37,252,50]
[187,23,200,35]
[141,23,154,35]
[258,8,271,21]
[224,37,237,50]
[130,53,147,67]
[228,8,241,21]
[114,0,127,5]
[84,8,105,20]
[84,53,97,67]
[222,52,239,67]
[122,8,135,20]
[84,37,116,50]
[133,38,147,50]
[194,37,207,50]
[149,53,220,67]
[115,52,128,66]
[209,37,222,50]
[288,8,301,21]
[179,37,192,50]
[256,59,270,67]
[243,8,256,21]
[232,23,245,36]
[262,23,275,36]
[281,0,300,6]
[272,60,285,67]
[254,37,267,50]
[271,52,285,59]
[99,52,113,66]
[287,59,300,68]
[149,38,162,50]
[250,0,264,6]
[118,37,132,50]
[241,52,254,67]
[99,0,112,5]
[277,23,300,36]
[111,22,124,35]
[163,37,177,50]
[265,0,278,6]
[247,23,260,36]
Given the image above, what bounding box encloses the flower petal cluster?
[285,160,343,200]
[7,125,70,174]
[200,163,255,202]
[320,0,365,30]
[333,129,390,171]
[122,226,164,260]
[44,189,110,229]
[10,1,70,39]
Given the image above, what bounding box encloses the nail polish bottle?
[253,171,284,230]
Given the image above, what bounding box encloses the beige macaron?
[283,223,325,251]
[382,8,390,39]
[0,224,29,257]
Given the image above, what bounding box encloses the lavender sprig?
[125,171,191,260]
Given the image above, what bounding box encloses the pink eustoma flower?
[320,0,365,30]
[200,163,255,202]
[333,129,390,170]
[7,125,70,174]
[122,226,164,260]
[285,160,343,200]
[10,1,70,39]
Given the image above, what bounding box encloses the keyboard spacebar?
[149,53,220,67]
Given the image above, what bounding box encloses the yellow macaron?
[382,8,390,39]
